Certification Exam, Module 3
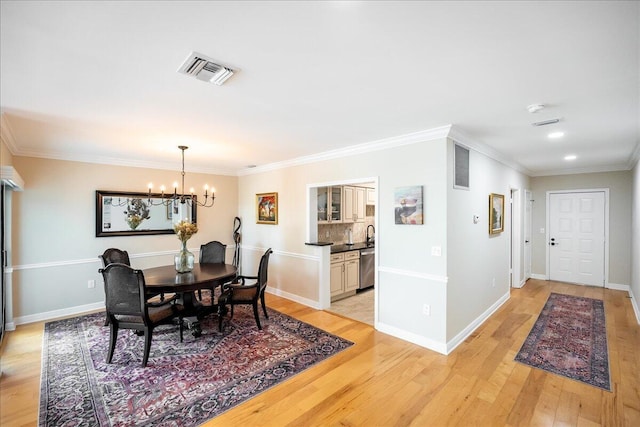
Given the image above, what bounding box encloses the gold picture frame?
[489,193,504,234]
[256,192,278,225]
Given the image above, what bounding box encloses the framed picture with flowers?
[256,192,278,225]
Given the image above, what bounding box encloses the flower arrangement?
[174,220,198,243]
[124,198,150,230]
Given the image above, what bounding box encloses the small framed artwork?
[256,192,278,225]
[489,193,504,234]
[394,186,423,225]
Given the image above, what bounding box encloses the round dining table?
[144,263,237,336]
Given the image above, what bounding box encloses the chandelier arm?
[146,145,215,211]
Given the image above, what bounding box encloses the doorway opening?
[308,178,378,326]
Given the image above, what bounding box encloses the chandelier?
[147,145,215,208]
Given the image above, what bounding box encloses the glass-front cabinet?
[317,186,343,223]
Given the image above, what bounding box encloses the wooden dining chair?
[198,241,227,301]
[218,248,272,330]
[99,248,172,324]
[99,248,132,326]
[100,263,184,367]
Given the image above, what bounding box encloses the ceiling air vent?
[178,52,235,86]
[531,118,560,127]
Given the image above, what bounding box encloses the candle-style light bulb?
[190,187,195,194]
[148,183,153,190]
[173,182,178,189]
[160,185,166,192]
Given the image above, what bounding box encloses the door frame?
[523,189,532,281]
[545,188,609,286]
[509,188,521,288]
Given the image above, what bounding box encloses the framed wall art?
[394,185,423,225]
[256,192,278,225]
[489,193,504,234]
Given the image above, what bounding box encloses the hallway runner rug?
[515,292,610,391]
[39,305,353,426]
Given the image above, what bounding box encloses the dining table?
[144,263,237,337]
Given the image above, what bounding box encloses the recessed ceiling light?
[548,131,565,139]
[564,154,577,161]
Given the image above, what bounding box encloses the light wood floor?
[1,279,639,426]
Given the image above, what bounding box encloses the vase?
[175,241,195,273]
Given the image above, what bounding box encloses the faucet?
[366,225,375,245]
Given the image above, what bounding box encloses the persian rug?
[39,305,353,426]
[515,292,610,391]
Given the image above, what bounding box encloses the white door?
[548,191,605,286]
[524,190,532,280]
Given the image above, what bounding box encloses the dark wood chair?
[99,263,184,367]
[197,241,227,301]
[99,248,132,325]
[219,248,272,330]
[99,248,131,266]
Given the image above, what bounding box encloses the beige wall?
[530,171,633,286]
[1,137,14,167]
[8,156,237,321]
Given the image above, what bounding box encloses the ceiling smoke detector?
[527,104,545,113]
[178,51,235,86]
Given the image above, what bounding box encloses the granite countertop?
[305,241,375,252]
[305,241,333,246]
[330,242,375,253]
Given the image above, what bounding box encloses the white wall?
[631,160,640,322]
[446,140,530,343]
[238,132,450,349]
[530,171,633,286]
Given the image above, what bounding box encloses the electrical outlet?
[431,246,442,256]
[422,304,431,316]
[325,230,330,238]
[88,279,95,289]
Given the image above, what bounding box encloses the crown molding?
[447,126,532,176]
[10,147,238,176]
[0,113,20,154]
[530,163,632,177]
[238,126,453,176]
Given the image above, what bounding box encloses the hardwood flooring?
[1,279,638,426]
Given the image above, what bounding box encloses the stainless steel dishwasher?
[359,248,375,290]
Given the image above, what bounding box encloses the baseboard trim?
[530,273,547,280]
[446,291,510,354]
[629,288,640,325]
[375,321,447,355]
[606,282,630,292]
[13,301,104,326]
[265,287,321,310]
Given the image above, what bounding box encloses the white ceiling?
[1,1,638,176]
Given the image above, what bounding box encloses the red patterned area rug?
[515,292,610,391]
[39,305,353,426]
